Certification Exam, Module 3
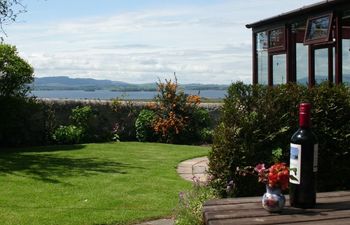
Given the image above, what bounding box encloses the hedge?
[208,82,350,197]
[0,98,221,148]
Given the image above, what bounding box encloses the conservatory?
[246,0,350,86]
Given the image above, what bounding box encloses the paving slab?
[177,156,209,183]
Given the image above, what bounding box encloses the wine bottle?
[289,103,318,208]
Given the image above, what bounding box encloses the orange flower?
[268,163,289,190]
[187,95,201,105]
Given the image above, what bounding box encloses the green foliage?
[52,125,84,144]
[69,105,92,129]
[52,106,93,144]
[308,84,350,190]
[0,43,35,147]
[111,98,140,141]
[186,108,212,143]
[209,82,350,197]
[135,109,158,142]
[0,43,34,97]
[175,182,217,225]
[0,96,51,147]
[199,128,214,144]
[271,147,283,163]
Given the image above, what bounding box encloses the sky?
[4,0,321,84]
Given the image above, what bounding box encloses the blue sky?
[5,0,321,84]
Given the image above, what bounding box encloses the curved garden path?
[134,156,209,225]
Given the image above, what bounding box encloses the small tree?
[151,76,210,144]
[0,43,34,97]
[152,77,187,143]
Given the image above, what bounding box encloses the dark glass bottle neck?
[299,113,311,128]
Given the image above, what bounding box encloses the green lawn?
[0,142,208,225]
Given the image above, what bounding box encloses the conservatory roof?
[246,0,349,29]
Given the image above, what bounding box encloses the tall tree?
[0,0,26,37]
[0,43,34,97]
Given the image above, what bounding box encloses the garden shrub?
[208,82,350,197]
[46,100,134,143]
[152,78,190,143]
[52,106,93,144]
[186,108,212,143]
[135,109,158,142]
[70,105,96,142]
[69,105,92,129]
[52,125,84,145]
[149,77,212,144]
[309,84,350,191]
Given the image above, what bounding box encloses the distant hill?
[297,75,350,84]
[33,76,129,90]
[32,76,229,91]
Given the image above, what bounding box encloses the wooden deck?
[203,191,350,225]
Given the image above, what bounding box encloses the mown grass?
[0,142,208,225]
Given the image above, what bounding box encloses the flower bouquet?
[239,162,290,212]
[253,163,289,190]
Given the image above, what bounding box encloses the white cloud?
[5,0,320,84]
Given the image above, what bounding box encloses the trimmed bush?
[0,97,220,147]
[309,84,350,191]
[0,96,52,148]
[209,82,350,197]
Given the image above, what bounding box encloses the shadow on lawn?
[0,145,143,184]
[1,144,87,153]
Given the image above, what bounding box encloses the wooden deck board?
[203,191,350,225]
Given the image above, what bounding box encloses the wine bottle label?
[313,144,318,172]
[290,143,301,184]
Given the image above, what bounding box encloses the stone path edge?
[133,156,209,225]
[177,156,209,183]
